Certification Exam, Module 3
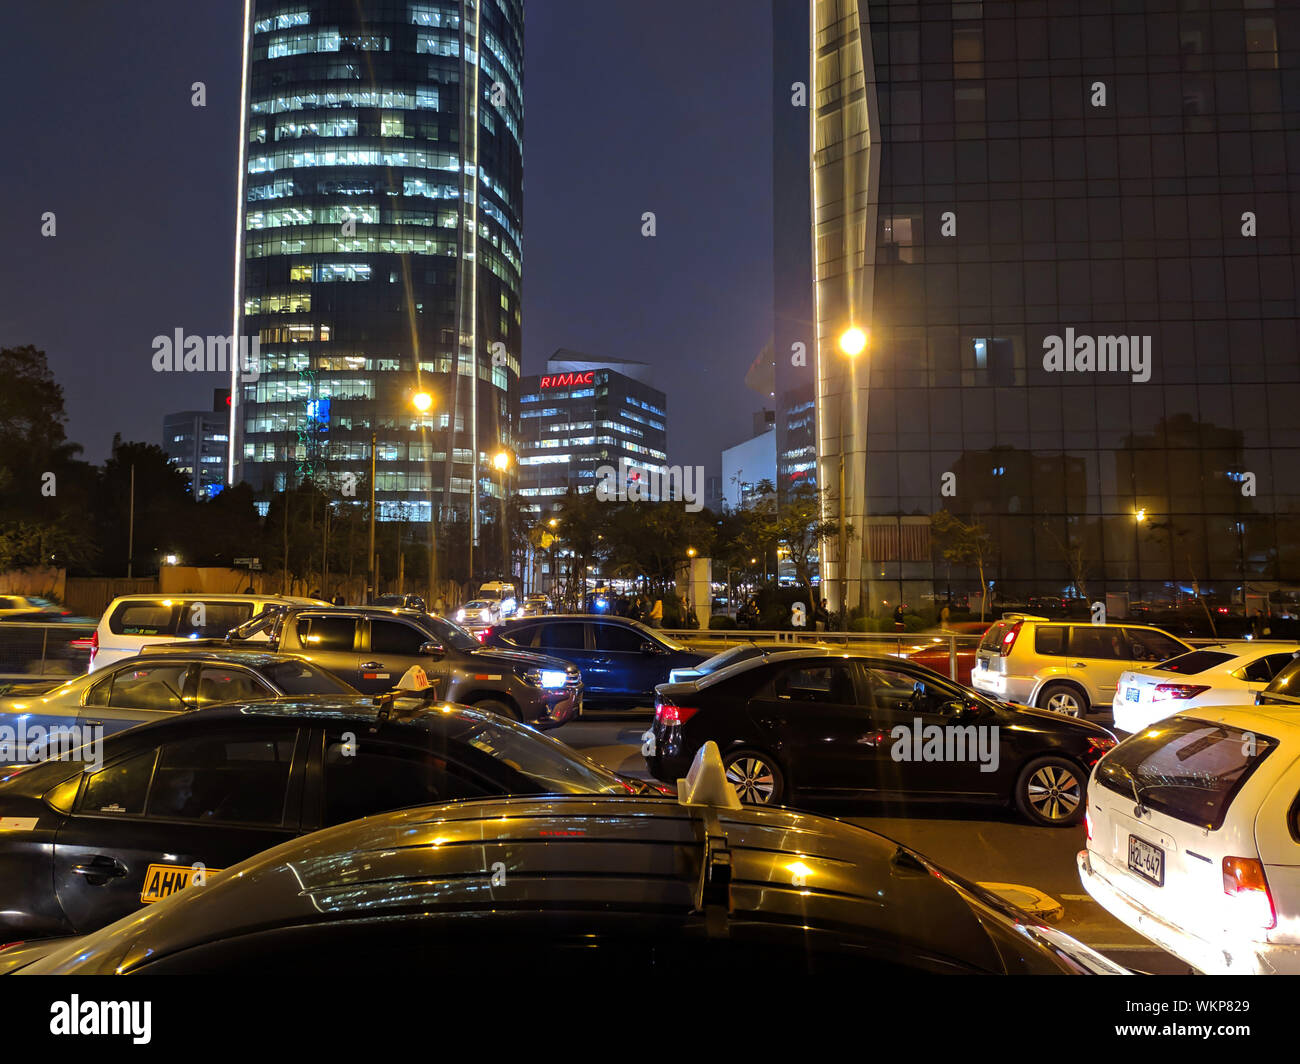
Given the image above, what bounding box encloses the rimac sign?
[539,370,596,389]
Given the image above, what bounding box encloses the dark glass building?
[809,0,1299,620]
[232,0,523,541]
[517,352,668,519]
[164,391,232,501]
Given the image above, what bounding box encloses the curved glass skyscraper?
[231,0,523,538]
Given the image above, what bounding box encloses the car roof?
[108,594,324,604]
[34,795,1027,973]
[134,646,311,666]
[1166,640,1298,659]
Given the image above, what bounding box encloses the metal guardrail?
[0,622,96,689]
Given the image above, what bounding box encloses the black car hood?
[469,646,574,671]
[999,700,1113,736]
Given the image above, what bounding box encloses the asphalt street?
[562,708,1192,975]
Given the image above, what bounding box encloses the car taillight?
[1084,809,1093,841]
[1000,621,1023,655]
[654,702,698,726]
[88,628,98,666]
[1152,683,1210,701]
[1222,857,1276,930]
[481,627,495,642]
[0,941,24,952]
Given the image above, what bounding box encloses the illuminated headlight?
[523,668,569,688]
[456,609,466,621]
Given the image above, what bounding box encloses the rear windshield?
[978,621,1014,651]
[1155,650,1234,675]
[108,601,178,636]
[262,659,355,695]
[1096,718,1276,830]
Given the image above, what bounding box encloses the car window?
[102,663,191,711]
[108,601,178,637]
[176,602,255,639]
[420,614,480,653]
[538,622,587,651]
[261,658,355,694]
[322,739,492,827]
[296,616,357,651]
[195,666,274,707]
[1159,649,1235,676]
[862,667,961,714]
[1095,719,1276,831]
[1033,625,1066,655]
[1262,652,1299,679]
[771,664,854,704]
[495,621,538,648]
[147,733,298,825]
[76,749,159,816]
[1122,628,1186,662]
[1068,626,1126,660]
[370,620,429,656]
[593,623,649,653]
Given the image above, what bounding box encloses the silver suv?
[970,614,1191,716]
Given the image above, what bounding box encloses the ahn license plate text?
[1127,835,1164,886]
[140,863,223,904]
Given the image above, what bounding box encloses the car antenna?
[676,742,741,936]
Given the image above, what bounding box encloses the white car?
[456,599,501,630]
[1112,641,1299,733]
[1078,706,1300,974]
[89,593,328,671]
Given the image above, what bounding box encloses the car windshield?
[1154,649,1234,675]
[262,658,356,694]
[465,601,492,609]
[697,645,768,674]
[446,716,625,795]
[629,620,684,650]
[421,614,480,652]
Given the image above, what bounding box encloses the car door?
[291,614,363,688]
[533,621,595,686]
[51,726,306,932]
[78,660,197,741]
[361,617,442,695]
[858,665,1002,798]
[1065,626,1128,705]
[742,660,867,794]
[590,621,663,702]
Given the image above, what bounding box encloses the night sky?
[0,1,775,474]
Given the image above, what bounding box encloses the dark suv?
[173,606,582,728]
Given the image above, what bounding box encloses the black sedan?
[645,651,1118,826]
[0,695,660,940]
[0,788,1126,974]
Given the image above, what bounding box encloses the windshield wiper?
[1113,763,1148,818]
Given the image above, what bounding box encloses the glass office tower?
[232,0,523,538]
[811,0,1299,619]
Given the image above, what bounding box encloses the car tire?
[1014,756,1086,827]
[1037,681,1089,717]
[722,748,785,805]
[471,698,521,722]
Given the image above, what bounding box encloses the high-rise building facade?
[517,352,668,518]
[810,0,1299,617]
[232,0,523,537]
[164,391,232,501]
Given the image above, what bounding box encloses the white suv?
[970,614,1190,716]
[1079,707,1300,974]
[89,593,327,671]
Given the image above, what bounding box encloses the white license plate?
[1126,686,1140,702]
[1128,835,1164,886]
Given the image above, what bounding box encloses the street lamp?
[411,391,437,609]
[834,325,868,630]
[492,449,513,582]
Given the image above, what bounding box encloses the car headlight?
[522,668,569,689]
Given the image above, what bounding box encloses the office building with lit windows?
[164,391,232,501]
[517,351,668,518]
[803,0,1299,619]
[231,0,523,535]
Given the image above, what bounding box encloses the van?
[89,593,327,672]
[477,582,518,616]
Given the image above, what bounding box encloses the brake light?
[1000,621,1023,655]
[1152,683,1210,701]
[88,628,98,666]
[1084,810,1093,841]
[654,702,698,726]
[1222,857,1276,930]
[475,629,488,643]
[481,627,495,642]
[0,941,24,952]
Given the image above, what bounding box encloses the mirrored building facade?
[232,0,523,533]
[808,0,1299,618]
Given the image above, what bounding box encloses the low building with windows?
[164,391,232,500]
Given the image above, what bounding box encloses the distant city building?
[232,0,524,543]
[722,420,777,512]
[517,351,667,517]
[164,391,231,500]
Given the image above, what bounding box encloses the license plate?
[140,863,223,904]
[1127,835,1164,886]
[1126,686,1140,702]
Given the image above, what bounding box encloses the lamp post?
[493,449,513,582]
[548,517,559,603]
[412,391,436,608]
[366,430,377,604]
[836,325,867,631]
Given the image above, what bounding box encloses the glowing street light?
[492,450,511,472]
[838,326,868,357]
[412,391,434,413]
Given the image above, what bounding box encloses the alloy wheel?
[726,756,776,803]
[1025,764,1081,822]
[1046,690,1084,716]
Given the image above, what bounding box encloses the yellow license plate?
[139,863,222,904]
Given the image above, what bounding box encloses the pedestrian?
[939,603,951,631]
[332,594,346,606]
[1252,609,1271,639]
[893,603,906,631]
[814,599,829,632]
[649,598,663,628]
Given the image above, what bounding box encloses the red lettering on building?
[539,371,595,389]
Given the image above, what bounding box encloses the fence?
[0,622,96,688]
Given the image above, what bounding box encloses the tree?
[757,481,844,613]
[1040,519,1090,604]
[931,510,996,621]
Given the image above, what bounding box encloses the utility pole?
[366,430,377,604]
[126,463,135,579]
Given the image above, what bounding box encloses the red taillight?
[1084,810,1093,841]
[1222,857,1276,930]
[88,629,98,666]
[1153,683,1210,701]
[475,630,488,643]
[1000,621,1023,655]
[0,941,24,952]
[654,702,698,726]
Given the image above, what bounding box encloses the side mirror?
[419,641,445,659]
[940,698,980,721]
[642,642,663,655]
